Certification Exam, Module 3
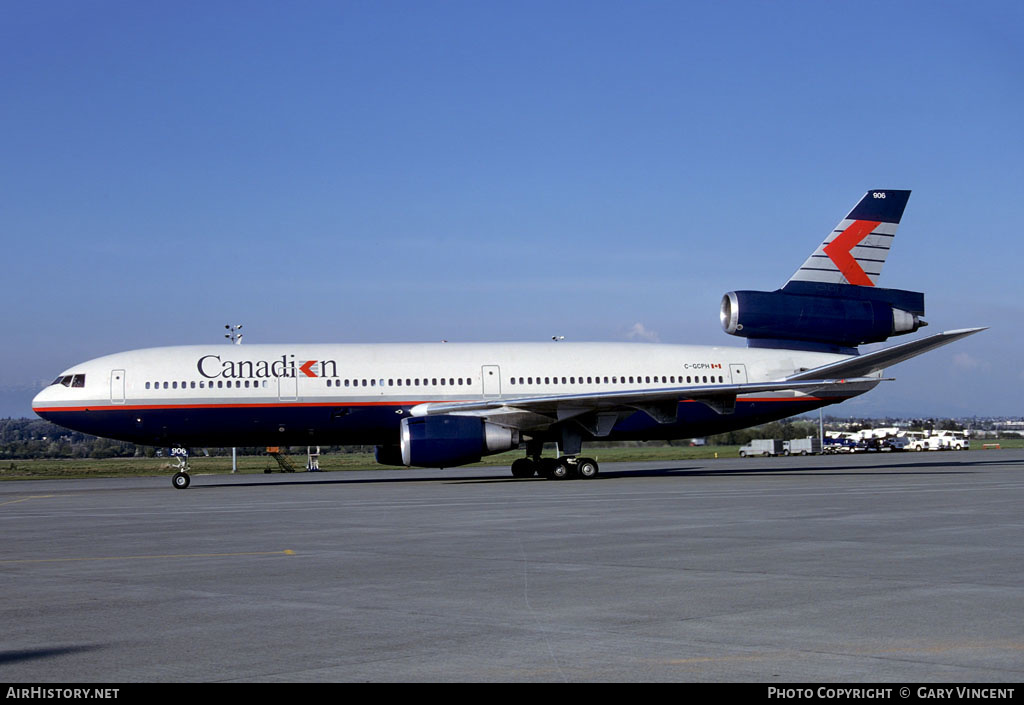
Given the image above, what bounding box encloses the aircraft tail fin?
[787,189,911,288]
[722,189,925,353]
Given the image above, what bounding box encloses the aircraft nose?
[32,384,57,417]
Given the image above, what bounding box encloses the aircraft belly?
[36,387,864,449]
[36,403,409,447]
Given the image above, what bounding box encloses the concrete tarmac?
[2,450,1023,682]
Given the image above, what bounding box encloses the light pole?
[225,324,242,472]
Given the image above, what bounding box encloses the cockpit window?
[50,374,85,387]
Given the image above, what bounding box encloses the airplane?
[32,189,984,488]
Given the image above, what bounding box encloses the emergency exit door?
[110,369,126,404]
[481,365,501,397]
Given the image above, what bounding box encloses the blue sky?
[1,0,1021,417]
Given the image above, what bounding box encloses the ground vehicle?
[934,431,970,450]
[854,438,885,452]
[784,437,821,455]
[824,438,858,454]
[908,436,944,451]
[739,439,785,457]
[884,437,910,451]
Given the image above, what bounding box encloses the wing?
[409,378,881,434]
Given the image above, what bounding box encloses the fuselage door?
[482,365,501,397]
[110,369,126,404]
[730,364,748,384]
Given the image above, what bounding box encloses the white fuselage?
[32,341,866,450]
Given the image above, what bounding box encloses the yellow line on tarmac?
[0,495,55,506]
[0,549,296,565]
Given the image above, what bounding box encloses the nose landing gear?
[170,448,191,489]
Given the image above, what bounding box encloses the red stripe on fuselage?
[34,396,841,413]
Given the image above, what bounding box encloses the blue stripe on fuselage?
[36,397,841,449]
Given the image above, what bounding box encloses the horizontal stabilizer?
[786,327,986,382]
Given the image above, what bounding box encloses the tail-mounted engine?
[721,281,926,351]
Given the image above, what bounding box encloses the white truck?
[933,430,970,450]
[739,439,786,457]
[784,437,822,455]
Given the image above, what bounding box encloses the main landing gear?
[510,455,599,480]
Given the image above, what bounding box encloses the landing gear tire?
[550,459,570,480]
[172,472,191,489]
[575,457,599,479]
[539,458,568,480]
[511,458,537,478]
